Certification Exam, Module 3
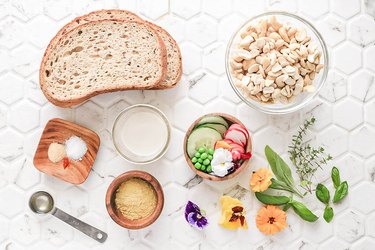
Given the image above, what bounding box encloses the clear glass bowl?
[225,12,329,114]
[112,104,171,164]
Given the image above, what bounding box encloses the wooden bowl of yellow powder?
[106,170,164,229]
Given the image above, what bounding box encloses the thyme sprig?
[288,117,333,194]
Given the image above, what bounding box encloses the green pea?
[191,157,198,163]
[208,155,213,160]
[206,165,212,173]
[203,159,210,166]
[201,165,206,171]
[195,152,201,158]
[194,163,202,170]
[198,147,206,153]
[198,158,203,163]
[200,153,208,160]
[208,149,215,155]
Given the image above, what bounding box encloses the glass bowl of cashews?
[225,12,328,114]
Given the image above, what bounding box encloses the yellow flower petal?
[219,196,248,230]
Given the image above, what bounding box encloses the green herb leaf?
[300,180,309,187]
[269,178,294,192]
[277,158,295,187]
[288,117,332,194]
[283,203,291,211]
[265,145,294,186]
[315,183,330,205]
[331,167,341,189]
[323,206,334,223]
[290,200,319,222]
[333,181,349,203]
[255,192,290,205]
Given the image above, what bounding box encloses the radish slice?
[231,150,242,161]
[229,124,249,139]
[225,139,241,147]
[225,129,247,146]
[228,142,245,153]
[223,138,244,153]
[223,138,235,144]
[227,126,249,140]
[225,127,248,143]
[231,146,244,154]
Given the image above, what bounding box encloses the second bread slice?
[40,20,167,107]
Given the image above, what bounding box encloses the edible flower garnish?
[214,140,232,150]
[219,196,248,230]
[256,205,287,235]
[250,168,273,192]
[211,148,234,177]
[184,201,208,230]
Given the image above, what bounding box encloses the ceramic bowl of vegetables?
[183,113,252,181]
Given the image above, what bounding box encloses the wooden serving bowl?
[33,118,100,184]
[106,170,164,229]
[183,113,252,181]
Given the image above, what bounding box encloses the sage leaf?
[290,200,318,222]
[333,181,348,203]
[316,183,330,205]
[277,158,295,187]
[331,167,341,189]
[255,192,290,205]
[269,178,294,192]
[265,145,294,186]
[283,203,291,212]
[323,206,334,223]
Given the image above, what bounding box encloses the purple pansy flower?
[184,201,208,230]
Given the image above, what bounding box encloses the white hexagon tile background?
[0,0,375,249]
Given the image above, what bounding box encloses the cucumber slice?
[198,123,227,137]
[198,116,228,128]
[187,127,222,158]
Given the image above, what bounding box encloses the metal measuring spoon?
[29,191,108,243]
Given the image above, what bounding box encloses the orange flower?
[256,205,287,235]
[250,168,273,192]
[219,196,248,230]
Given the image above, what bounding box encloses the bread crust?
[145,21,183,89]
[62,9,143,36]
[40,19,168,108]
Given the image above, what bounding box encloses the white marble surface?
[0,0,374,249]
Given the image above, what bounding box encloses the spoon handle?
[52,208,108,243]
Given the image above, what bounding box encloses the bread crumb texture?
[43,20,164,101]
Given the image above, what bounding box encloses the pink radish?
[227,126,249,141]
[223,138,244,152]
[223,138,235,145]
[224,129,247,146]
[229,124,249,139]
[231,150,242,161]
[229,142,245,154]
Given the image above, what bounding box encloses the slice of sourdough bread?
[40,20,167,107]
[61,9,143,36]
[42,10,142,61]
[59,9,182,89]
[146,22,182,89]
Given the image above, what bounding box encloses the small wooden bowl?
[183,113,252,181]
[33,118,100,184]
[106,170,164,229]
